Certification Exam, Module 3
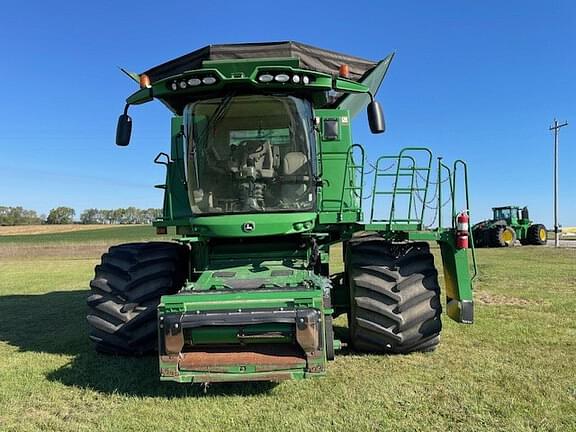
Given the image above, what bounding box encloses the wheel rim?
[539,228,547,241]
[502,229,514,244]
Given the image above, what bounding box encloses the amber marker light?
[139,74,151,88]
[339,64,350,78]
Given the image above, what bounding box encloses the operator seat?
[282,152,309,200]
[229,140,274,179]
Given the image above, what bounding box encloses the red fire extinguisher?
[456,211,469,249]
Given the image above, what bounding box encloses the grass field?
[0,228,575,431]
[0,224,140,236]
[0,225,164,245]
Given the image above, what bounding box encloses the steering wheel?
[237,139,265,154]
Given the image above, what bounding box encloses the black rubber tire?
[87,242,187,355]
[324,316,335,361]
[526,224,547,245]
[472,227,488,248]
[489,225,516,247]
[346,238,442,354]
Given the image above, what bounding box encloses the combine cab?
[87,42,477,384]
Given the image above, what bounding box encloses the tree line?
[0,206,44,225]
[79,207,161,225]
[0,206,161,226]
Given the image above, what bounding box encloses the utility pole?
[549,119,568,248]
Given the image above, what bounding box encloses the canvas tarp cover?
[143,41,378,83]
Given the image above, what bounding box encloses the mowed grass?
[0,232,575,431]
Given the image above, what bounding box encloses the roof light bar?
[168,75,218,91]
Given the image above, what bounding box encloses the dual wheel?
[87,239,442,357]
[86,242,187,355]
[521,224,547,246]
[486,223,547,247]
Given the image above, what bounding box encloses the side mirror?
[367,100,385,134]
[116,113,132,146]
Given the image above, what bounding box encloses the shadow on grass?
[0,290,277,398]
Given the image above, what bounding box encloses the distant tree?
[80,208,99,224]
[143,208,162,224]
[124,206,138,224]
[46,207,75,224]
[0,206,42,225]
[75,207,162,225]
[112,208,125,224]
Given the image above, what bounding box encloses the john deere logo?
[242,222,255,232]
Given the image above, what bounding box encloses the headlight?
[178,81,187,89]
[292,75,301,83]
[202,77,217,85]
[187,78,201,86]
[258,74,274,83]
[274,74,290,83]
[170,82,178,91]
[302,75,310,85]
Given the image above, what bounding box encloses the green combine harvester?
[87,42,477,384]
[472,206,547,247]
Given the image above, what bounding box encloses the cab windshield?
[494,208,512,220]
[184,95,316,214]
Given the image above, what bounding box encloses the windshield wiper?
[190,93,235,185]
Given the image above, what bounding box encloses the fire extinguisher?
[456,211,469,249]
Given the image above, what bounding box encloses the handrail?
[338,144,365,220]
[440,161,453,229]
[370,155,394,222]
[453,160,478,282]
[388,154,414,223]
[370,148,432,224]
[452,160,471,221]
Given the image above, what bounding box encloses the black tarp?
[143,41,378,83]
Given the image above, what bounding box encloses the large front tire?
[87,242,187,355]
[347,238,442,354]
[489,226,516,247]
[526,224,547,245]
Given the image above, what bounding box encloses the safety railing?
[369,148,433,227]
[337,146,471,231]
[336,145,477,280]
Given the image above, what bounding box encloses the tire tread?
[347,237,442,354]
[86,242,186,355]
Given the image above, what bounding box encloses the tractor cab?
[492,206,530,225]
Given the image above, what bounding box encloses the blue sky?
[0,1,574,225]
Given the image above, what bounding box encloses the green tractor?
[87,42,477,384]
[472,206,547,247]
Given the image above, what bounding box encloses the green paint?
[116,43,476,384]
